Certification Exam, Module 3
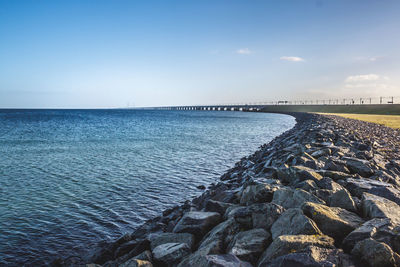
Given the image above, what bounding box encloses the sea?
[0,109,295,266]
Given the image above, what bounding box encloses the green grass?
[320,113,400,129]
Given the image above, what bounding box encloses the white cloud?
[236,48,252,55]
[280,56,304,62]
[355,56,383,62]
[345,74,380,83]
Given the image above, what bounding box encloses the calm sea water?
[0,109,295,266]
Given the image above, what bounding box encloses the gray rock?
[240,182,279,205]
[257,234,335,265]
[343,157,374,177]
[270,208,322,239]
[261,246,356,267]
[369,186,400,205]
[272,187,324,209]
[278,165,323,184]
[173,211,221,239]
[302,202,364,244]
[295,179,318,192]
[205,200,235,216]
[118,259,153,267]
[315,177,343,192]
[227,228,270,263]
[178,254,253,267]
[352,238,398,267]
[152,243,190,266]
[329,188,357,212]
[362,192,400,223]
[345,178,393,198]
[148,232,194,250]
[342,218,392,252]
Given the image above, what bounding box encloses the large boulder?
[118,259,153,267]
[257,234,335,265]
[343,157,374,177]
[302,202,364,244]
[178,254,253,267]
[272,187,324,209]
[204,200,235,216]
[240,182,279,205]
[362,192,400,223]
[227,228,270,263]
[369,186,400,205]
[148,232,194,250]
[262,246,356,267]
[173,211,221,239]
[270,208,322,239]
[351,238,399,267]
[278,165,323,184]
[329,188,357,212]
[226,202,284,230]
[152,243,190,266]
[345,178,393,198]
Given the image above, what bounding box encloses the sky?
[0,0,399,108]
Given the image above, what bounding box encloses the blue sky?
[0,0,399,108]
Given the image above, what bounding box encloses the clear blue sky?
[0,0,399,108]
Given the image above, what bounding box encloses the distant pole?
[369,98,372,104]
[380,97,382,104]
[392,96,394,104]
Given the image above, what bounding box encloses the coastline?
[60,112,400,267]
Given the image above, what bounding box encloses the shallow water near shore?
[0,109,295,265]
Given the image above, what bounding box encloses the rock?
[362,192,400,223]
[204,200,234,216]
[278,165,323,184]
[152,243,190,266]
[324,160,350,173]
[342,218,392,252]
[343,157,374,177]
[178,254,253,267]
[329,188,357,212]
[302,202,364,244]
[295,179,318,192]
[197,218,241,255]
[315,177,343,192]
[240,182,278,205]
[270,208,321,239]
[345,178,393,198]
[227,203,284,230]
[311,148,331,158]
[352,238,398,267]
[227,228,270,263]
[262,246,356,267]
[197,185,206,190]
[118,259,153,267]
[148,232,194,250]
[257,234,335,265]
[114,239,150,260]
[173,211,221,239]
[369,186,400,205]
[272,187,324,209]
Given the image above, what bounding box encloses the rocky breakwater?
[81,112,400,267]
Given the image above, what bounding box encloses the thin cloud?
[236,48,252,55]
[345,74,380,83]
[280,56,304,62]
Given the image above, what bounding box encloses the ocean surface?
[0,109,295,266]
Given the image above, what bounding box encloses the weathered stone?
[257,234,335,265]
[178,254,253,267]
[343,157,374,177]
[324,160,350,173]
[148,232,194,250]
[197,218,240,256]
[329,188,357,212]
[240,182,278,205]
[272,187,324,209]
[262,246,356,267]
[315,177,343,192]
[362,192,400,223]
[342,218,392,252]
[295,179,318,192]
[227,228,270,263]
[173,211,221,239]
[302,202,364,243]
[311,148,331,158]
[152,243,190,266]
[352,238,398,267]
[118,259,152,267]
[345,178,393,198]
[204,199,235,216]
[270,208,321,239]
[286,165,324,183]
[369,186,400,205]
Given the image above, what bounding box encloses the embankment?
[60,112,400,267]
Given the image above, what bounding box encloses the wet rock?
[270,208,321,239]
[204,199,235,216]
[302,202,364,244]
[227,228,270,263]
[343,157,374,177]
[329,188,357,212]
[148,232,194,250]
[152,243,190,266]
[362,192,400,223]
[262,246,357,267]
[114,239,150,260]
[272,187,324,209]
[352,238,398,267]
[197,185,206,190]
[173,211,221,239]
[257,234,335,265]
